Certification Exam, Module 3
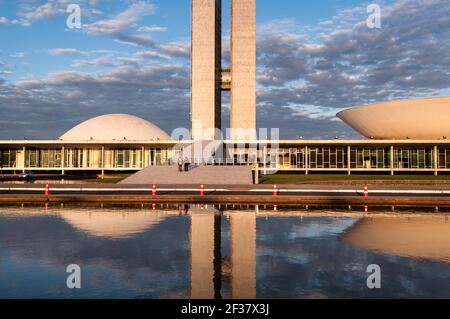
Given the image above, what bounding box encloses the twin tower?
[191,0,256,141]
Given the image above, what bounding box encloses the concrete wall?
[230,0,256,140]
[191,0,222,141]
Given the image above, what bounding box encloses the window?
[0,150,17,168]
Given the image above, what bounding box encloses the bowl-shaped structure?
[59,114,170,141]
[337,97,450,140]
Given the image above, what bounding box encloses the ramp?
[119,165,254,185]
[172,140,224,163]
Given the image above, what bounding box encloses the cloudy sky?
[0,0,449,140]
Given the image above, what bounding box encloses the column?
[347,145,351,175]
[61,146,65,175]
[101,146,105,178]
[263,145,267,175]
[434,145,438,176]
[390,145,394,176]
[305,146,309,175]
[20,146,26,171]
[254,160,259,185]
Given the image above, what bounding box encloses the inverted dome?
[337,97,450,140]
[59,114,170,141]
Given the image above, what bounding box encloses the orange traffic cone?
[273,185,278,197]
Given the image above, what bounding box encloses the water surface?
[0,204,449,299]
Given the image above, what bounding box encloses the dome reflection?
[59,210,167,239]
[341,215,450,263]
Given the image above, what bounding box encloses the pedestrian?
[184,157,191,172]
[178,157,184,172]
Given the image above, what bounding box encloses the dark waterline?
[0,204,449,299]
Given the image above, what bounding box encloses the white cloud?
[84,1,156,35]
[257,0,450,109]
[138,26,168,33]
[48,48,87,56]
[11,52,26,58]
[22,2,63,20]
[157,42,190,59]
[71,57,113,68]
[117,57,142,64]
[16,0,105,25]
[135,50,169,60]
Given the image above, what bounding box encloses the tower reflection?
[190,206,256,299]
[230,211,256,299]
[190,206,220,299]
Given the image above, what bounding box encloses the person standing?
[178,157,184,172]
[184,157,191,172]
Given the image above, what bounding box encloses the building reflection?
[0,206,168,239]
[59,210,166,239]
[341,215,450,263]
[230,212,256,299]
[1,204,449,299]
[190,206,222,299]
[190,206,256,299]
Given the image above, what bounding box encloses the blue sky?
[0,0,373,82]
[0,0,449,139]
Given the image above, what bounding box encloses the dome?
[59,114,170,141]
[337,97,450,140]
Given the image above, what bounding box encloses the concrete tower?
[191,0,222,140]
[191,0,222,141]
[230,0,257,141]
[191,0,256,141]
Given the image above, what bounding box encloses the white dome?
[59,114,170,141]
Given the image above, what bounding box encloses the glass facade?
[309,147,347,169]
[438,148,450,169]
[26,149,62,168]
[0,144,449,173]
[394,148,434,169]
[349,148,389,169]
[0,149,17,168]
[254,146,441,171]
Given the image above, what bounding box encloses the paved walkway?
[119,165,254,185]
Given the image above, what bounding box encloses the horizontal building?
[2,111,450,176]
[2,141,450,175]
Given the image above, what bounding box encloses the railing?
[172,158,255,167]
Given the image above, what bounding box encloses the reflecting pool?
[0,204,449,299]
